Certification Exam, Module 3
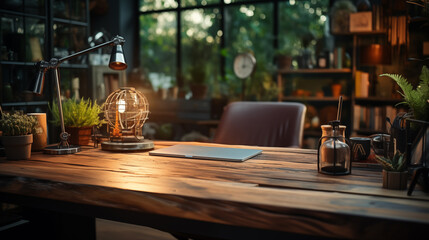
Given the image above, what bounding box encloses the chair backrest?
[214,101,306,147]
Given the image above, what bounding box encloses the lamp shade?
[109,45,127,70]
[360,44,391,66]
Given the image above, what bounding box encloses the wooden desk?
[0,141,428,239]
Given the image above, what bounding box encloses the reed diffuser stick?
[336,96,343,122]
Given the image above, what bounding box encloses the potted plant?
[189,65,207,99]
[376,151,408,190]
[0,112,38,159]
[49,97,104,146]
[380,66,429,192]
[187,39,212,99]
[380,65,429,122]
[275,47,294,70]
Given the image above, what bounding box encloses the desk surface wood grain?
[0,141,428,239]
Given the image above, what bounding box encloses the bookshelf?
[0,0,90,143]
[276,28,400,148]
[276,68,353,149]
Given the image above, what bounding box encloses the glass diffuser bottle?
[318,120,351,175]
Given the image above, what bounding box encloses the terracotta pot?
[2,134,33,160]
[382,170,408,190]
[276,55,293,70]
[65,126,93,146]
[331,83,342,97]
[27,113,47,151]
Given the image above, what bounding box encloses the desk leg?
[22,208,96,240]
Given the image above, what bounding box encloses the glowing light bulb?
[118,99,126,113]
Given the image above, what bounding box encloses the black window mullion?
[273,0,279,50]
[176,1,182,88]
[220,0,225,82]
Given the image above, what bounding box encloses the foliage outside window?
[224,3,275,100]
[279,0,329,68]
[139,12,177,92]
[181,8,221,96]
[139,0,329,100]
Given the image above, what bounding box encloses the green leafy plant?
[49,98,104,128]
[375,151,407,172]
[187,38,213,86]
[380,66,429,121]
[0,112,38,136]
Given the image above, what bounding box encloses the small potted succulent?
[375,151,408,190]
[49,97,104,146]
[0,112,38,159]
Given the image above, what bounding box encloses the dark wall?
[90,0,138,71]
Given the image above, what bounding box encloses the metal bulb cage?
[103,87,149,142]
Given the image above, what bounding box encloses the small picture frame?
[349,12,372,32]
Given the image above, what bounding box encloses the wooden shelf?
[0,9,46,19]
[2,101,49,107]
[277,68,352,74]
[281,96,350,102]
[53,17,89,26]
[355,129,388,136]
[354,97,402,106]
[304,129,322,138]
[333,30,387,36]
[0,61,37,66]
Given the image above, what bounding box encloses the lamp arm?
[58,35,125,64]
[35,35,125,71]
[32,35,126,153]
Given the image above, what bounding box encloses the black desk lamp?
[33,35,127,154]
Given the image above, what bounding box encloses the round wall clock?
[233,52,256,79]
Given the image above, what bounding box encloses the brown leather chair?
[214,101,306,147]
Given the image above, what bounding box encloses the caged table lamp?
[101,87,154,151]
[33,35,127,155]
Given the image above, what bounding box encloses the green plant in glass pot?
[49,97,104,146]
[0,112,38,159]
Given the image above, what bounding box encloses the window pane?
[181,8,221,98]
[278,0,329,69]
[1,15,25,62]
[139,0,178,12]
[1,0,23,12]
[224,3,275,100]
[53,23,88,64]
[53,0,69,19]
[181,0,220,7]
[71,0,87,21]
[1,66,25,103]
[25,0,45,16]
[140,12,177,93]
[52,0,86,21]
[25,17,45,62]
[53,23,70,58]
[59,68,89,100]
